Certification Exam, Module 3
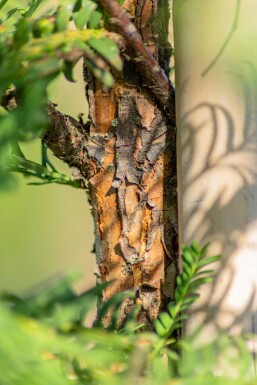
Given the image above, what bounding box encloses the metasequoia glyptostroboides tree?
[2,0,178,328]
[45,0,178,328]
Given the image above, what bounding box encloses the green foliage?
[0,0,122,189]
[154,242,221,340]
[0,279,132,385]
[8,154,81,187]
[0,244,255,385]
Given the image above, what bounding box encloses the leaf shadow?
[179,61,257,344]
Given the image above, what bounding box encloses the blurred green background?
[0,61,96,294]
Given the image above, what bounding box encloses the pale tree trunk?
[45,0,178,328]
[174,0,257,355]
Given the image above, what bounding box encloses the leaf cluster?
[154,241,221,340]
[0,243,255,385]
[8,151,81,188]
[0,0,122,189]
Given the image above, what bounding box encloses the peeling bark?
[41,0,178,329]
[98,0,176,124]
[1,0,178,327]
[82,0,178,328]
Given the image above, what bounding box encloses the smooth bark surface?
[174,0,257,354]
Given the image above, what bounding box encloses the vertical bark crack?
[82,0,178,328]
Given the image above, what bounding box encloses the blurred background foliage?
[0,0,98,293]
[0,59,95,294]
[0,243,255,385]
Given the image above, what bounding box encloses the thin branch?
[201,0,241,77]
[1,87,88,172]
[98,0,176,124]
[44,103,88,171]
[8,154,81,188]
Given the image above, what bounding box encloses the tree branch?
[98,0,176,124]
[1,87,88,173]
[44,103,88,171]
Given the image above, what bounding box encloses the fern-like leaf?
[154,242,221,340]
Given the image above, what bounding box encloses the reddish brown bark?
[44,0,177,328]
[83,0,178,327]
[1,0,178,328]
[97,0,175,124]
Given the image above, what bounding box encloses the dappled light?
[175,0,257,347]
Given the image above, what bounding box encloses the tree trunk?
[174,0,257,347]
[83,0,178,328]
[45,0,178,329]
